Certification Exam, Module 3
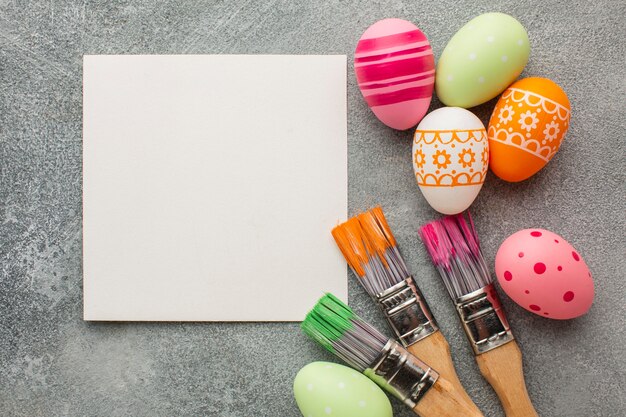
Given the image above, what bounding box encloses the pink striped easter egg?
[355,19,435,130]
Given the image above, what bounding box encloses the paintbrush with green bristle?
[301,294,483,417]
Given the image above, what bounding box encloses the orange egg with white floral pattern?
[488,77,570,182]
[412,107,488,214]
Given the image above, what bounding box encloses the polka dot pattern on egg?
[533,262,546,274]
[495,229,594,319]
[293,362,393,417]
[435,12,530,108]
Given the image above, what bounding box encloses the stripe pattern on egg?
[355,18,435,130]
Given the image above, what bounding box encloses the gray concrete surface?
[1,1,625,416]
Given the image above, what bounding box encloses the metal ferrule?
[454,283,515,355]
[366,340,439,408]
[374,277,439,347]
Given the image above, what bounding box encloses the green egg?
[435,12,530,108]
[293,362,393,417]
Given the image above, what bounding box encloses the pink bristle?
[419,222,449,267]
[417,224,436,261]
[454,212,481,258]
[419,211,493,299]
[442,217,471,257]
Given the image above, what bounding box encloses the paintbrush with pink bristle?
[419,212,539,417]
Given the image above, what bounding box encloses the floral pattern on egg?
[491,86,569,161]
[414,129,488,186]
[495,229,594,319]
[412,107,488,215]
[488,77,571,182]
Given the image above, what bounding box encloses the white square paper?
[83,55,347,321]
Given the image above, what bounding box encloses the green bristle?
[315,293,355,327]
[301,293,355,350]
[302,293,389,372]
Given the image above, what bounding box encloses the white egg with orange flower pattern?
[412,107,488,214]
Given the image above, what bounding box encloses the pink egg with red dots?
[495,229,594,319]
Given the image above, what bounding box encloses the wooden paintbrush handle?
[413,373,483,417]
[408,331,483,416]
[476,341,539,417]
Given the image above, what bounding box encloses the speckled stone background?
[1,1,625,416]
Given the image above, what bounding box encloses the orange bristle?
[370,206,398,247]
[331,218,370,278]
[356,213,388,266]
[332,207,411,295]
[357,207,398,265]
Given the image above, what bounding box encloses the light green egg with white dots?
[294,362,393,417]
[436,12,530,108]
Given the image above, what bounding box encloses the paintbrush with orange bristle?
[332,206,483,416]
